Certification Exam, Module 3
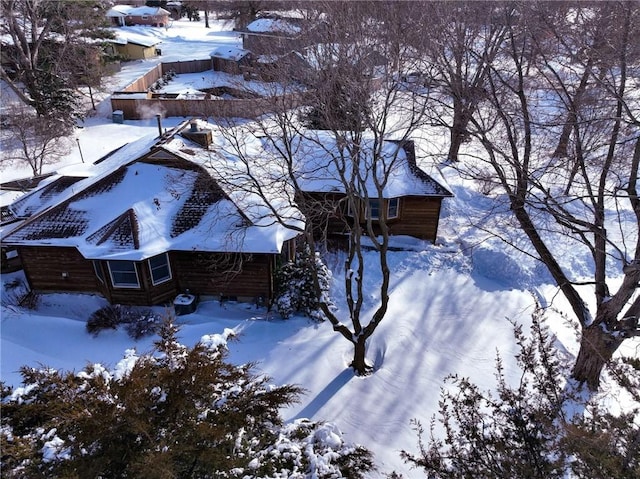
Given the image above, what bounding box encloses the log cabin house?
[283,132,453,243]
[1,120,300,307]
[2,121,451,307]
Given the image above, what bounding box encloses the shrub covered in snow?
[274,247,335,321]
[1,277,39,310]
[1,320,373,478]
[86,304,162,339]
[401,310,640,479]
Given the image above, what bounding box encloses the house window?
[367,198,400,220]
[388,198,399,219]
[93,260,105,283]
[148,253,172,285]
[107,261,140,288]
[367,199,381,219]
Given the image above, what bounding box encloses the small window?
[148,253,171,285]
[108,261,140,288]
[367,199,381,219]
[388,198,399,219]
[93,260,105,283]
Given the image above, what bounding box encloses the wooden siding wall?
[307,194,444,243]
[391,197,443,241]
[101,260,179,306]
[17,248,282,306]
[171,251,274,301]
[18,246,99,292]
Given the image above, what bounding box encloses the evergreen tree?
[1,319,373,478]
[0,0,114,126]
[274,246,335,320]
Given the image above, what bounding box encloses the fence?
[111,92,308,120]
[111,59,306,120]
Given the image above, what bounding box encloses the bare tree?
[201,1,442,375]
[463,2,640,390]
[0,105,72,176]
[0,0,113,125]
[415,1,507,162]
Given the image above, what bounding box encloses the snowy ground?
[1,17,638,478]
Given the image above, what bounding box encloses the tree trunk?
[448,125,465,163]
[571,323,623,391]
[448,104,468,162]
[351,336,371,376]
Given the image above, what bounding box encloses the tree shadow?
[293,368,354,420]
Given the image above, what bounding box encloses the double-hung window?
[367,199,381,219]
[387,198,399,219]
[148,253,172,285]
[107,261,140,288]
[367,198,399,220]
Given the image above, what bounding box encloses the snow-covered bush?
[86,305,161,339]
[274,247,335,320]
[0,277,39,310]
[0,320,373,478]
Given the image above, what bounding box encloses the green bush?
[274,247,334,320]
[1,320,374,478]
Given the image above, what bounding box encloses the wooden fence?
[111,92,308,120]
[117,59,213,95]
[111,59,307,120]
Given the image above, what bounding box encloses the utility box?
[112,110,124,124]
[174,293,198,315]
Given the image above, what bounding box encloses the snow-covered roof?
[210,46,250,61]
[107,5,170,18]
[269,131,452,198]
[2,121,450,260]
[2,123,299,260]
[246,18,301,35]
[113,31,162,47]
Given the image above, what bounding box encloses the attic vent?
[180,148,196,156]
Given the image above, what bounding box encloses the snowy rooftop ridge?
[107,5,170,17]
[246,18,302,35]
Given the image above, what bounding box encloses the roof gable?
[87,209,139,250]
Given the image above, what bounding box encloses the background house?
[110,33,162,60]
[1,120,299,306]
[107,5,171,28]
[240,17,304,55]
[286,133,453,243]
[210,46,252,75]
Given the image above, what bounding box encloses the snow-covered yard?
[1,16,638,478]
